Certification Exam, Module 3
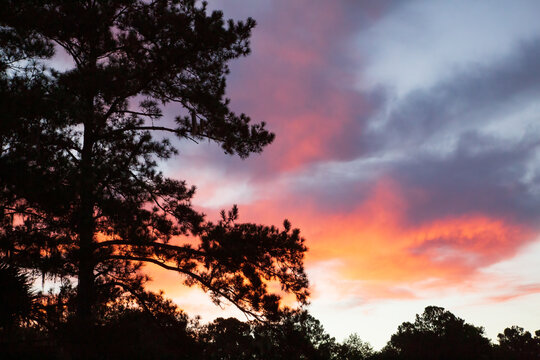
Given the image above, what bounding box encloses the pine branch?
[105,254,262,320]
[94,239,202,257]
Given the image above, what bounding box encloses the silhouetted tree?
[200,317,256,360]
[336,333,374,360]
[198,310,341,360]
[87,291,201,360]
[382,306,492,360]
[0,263,34,329]
[494,326,540,360]
[252,309,338,359]
[0,0,309,353]
[0,263,58,359]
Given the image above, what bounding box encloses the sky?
[142,0,540,349]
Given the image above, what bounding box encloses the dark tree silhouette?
[0,264,56,360]
[199,311,339,360]
[86,291,201,360]
[0,0,309,343]
[336,333,374,360]
[0,263,34,329]
[381,306,492,360]
[494,326,540,360]
[200,317,256,360]
[252,309,338,359]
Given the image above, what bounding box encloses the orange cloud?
[143,175,536,310]
[224,179,535,290]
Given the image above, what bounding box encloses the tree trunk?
[75,93,97,358]
[76,212,95,358]
[76,208,94,325]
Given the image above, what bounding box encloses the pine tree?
[384,306,492,360]
[0,0,309,337]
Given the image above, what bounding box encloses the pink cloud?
[223,0,374,173]
[489,283,540,303]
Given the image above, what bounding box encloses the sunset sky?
[143,0,540,349]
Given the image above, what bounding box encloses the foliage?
[252,309,338,360]
[1,302,539,359]
[382,306,492,360]
[336,333,374,360]
[200,310,339,360]
[80,293,201,360]
[0,0,308,334]
[493,326,540,360]
[199,317,256,360]
[0,263,34,329]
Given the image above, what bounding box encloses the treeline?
[2,266,539,360]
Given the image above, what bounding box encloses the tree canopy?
[381,306,492,360]
[0,0,309,338]
[494,325,540,360]
[0,263,34,329]
[2,297,539,359]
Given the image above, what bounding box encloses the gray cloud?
[166,3,540,233]
[366,39,540,154]
[281,39,540,220]
[390,132,540,226]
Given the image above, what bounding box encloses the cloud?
[488,283,540,303]
[357,0,540,96]
[388,133,540,226]
[176,14,540,223]
[221,179,536,293]
[350,40,540,227]
[308,261,418,308]
[365,39,540,155]
[171,0,394,181]
[222,0,373,174]
[151,1,540,309]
